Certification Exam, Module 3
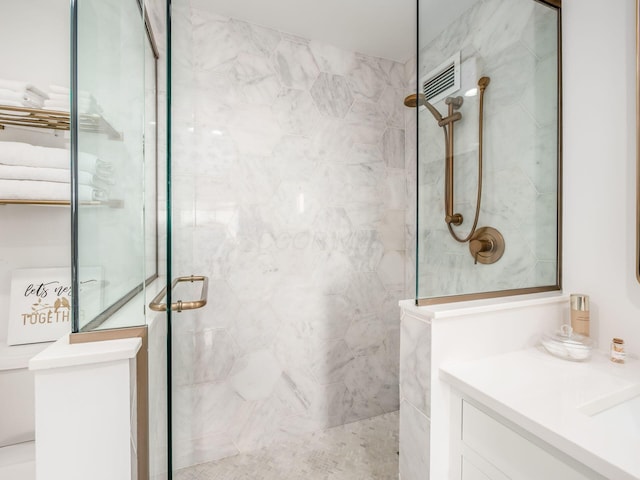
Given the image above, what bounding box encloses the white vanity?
[399,293,639,480]
[399,293,570,479]
[442,348,640,480]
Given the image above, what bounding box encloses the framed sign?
[7,267,102,346]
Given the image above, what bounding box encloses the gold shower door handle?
[149,275,209,312]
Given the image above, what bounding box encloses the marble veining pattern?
[310,73,354,118]
[171,1,410,469]
[174,412,399,480]
[399,401,430,480]
[399,315,431,418]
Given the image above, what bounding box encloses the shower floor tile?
[175,411,399,480]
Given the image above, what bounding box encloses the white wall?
[0,0,69,88]
[563,0,640,356]
[0,0,70,345]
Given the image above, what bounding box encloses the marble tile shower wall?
[417,0,558,298]
[170,2,411,469]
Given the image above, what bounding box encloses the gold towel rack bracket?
[149,275,209,313]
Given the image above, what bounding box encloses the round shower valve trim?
[469,227,505,265]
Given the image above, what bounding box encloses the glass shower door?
[165,2,213,472]
[166,0,415,475]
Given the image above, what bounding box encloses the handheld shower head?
[403,93,425,108]
[403,93,444,123]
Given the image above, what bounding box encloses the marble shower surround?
[171,2,410,469]
[417,0,559,298]
[399,312,431,480]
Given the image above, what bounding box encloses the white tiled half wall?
[170,1,412,469]
[417,0,559,298]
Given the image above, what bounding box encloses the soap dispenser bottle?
[570,294,590,337]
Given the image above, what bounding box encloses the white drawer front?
[462,457,492,480]
[462,401,593,480]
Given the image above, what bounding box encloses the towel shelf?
[0,199,124,207]
[0,104,121,140]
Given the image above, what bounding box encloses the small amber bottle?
[610,338,625,364]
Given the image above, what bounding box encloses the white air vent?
[421,52,460,105]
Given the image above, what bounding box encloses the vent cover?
[421,53,460,105]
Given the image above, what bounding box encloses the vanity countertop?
[441,347,640,480]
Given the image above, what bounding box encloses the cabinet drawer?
[461,401,593,480]
[462,457,491,480]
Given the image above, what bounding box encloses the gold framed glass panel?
[415,0,562,304]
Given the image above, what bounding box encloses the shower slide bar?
[149,275,209,312]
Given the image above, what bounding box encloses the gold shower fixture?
[403,93,423,108]
[468,227,505,265]
[405,76,505,265]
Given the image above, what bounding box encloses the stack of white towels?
[0,79,102,115]
[0,80,49,110]
[43,85,102,114]
[0,141,113,202]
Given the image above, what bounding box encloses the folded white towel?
[43,99,70,108]
[48,85,91,99]
[4,98,42,109]
[48,85,68,95]
[92,172,115,186]
[0,89,40,104]
[21,99,41,109]
[0,89,45,109]
[0,179,93,202]
[0,164,94,185]
[0,87,46,103]
[91,178,113,192]
[43,99,92,113]
[95,164,114,177]
[47,92,69,102]
[44,99,85,106]
[0,142,104,172]
[0,90,22,102]
[92,187,109,201]
[41,104,69,113]
[48,92,96,105]
[0,80,48,99]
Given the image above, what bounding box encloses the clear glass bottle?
[610,338,625,364]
